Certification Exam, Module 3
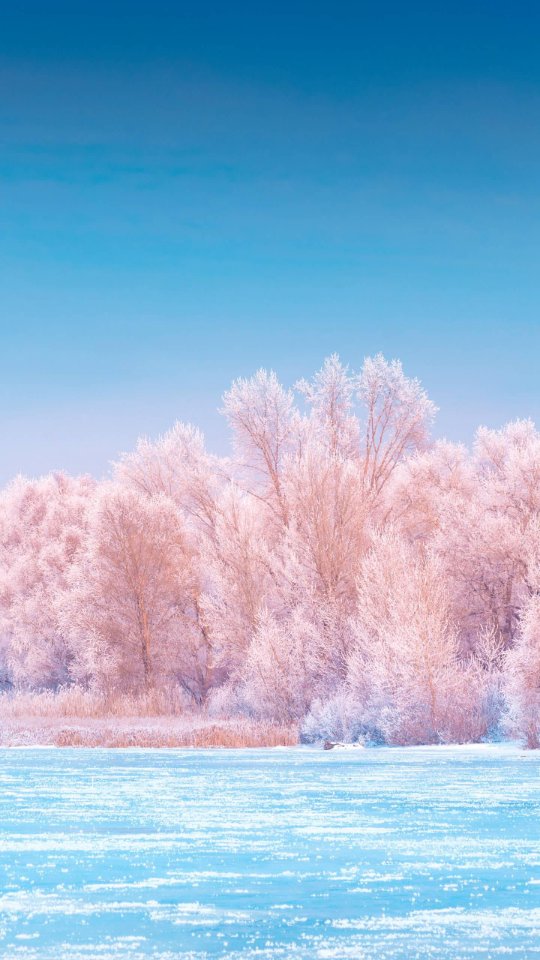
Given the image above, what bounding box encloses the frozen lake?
[0,744,539,959]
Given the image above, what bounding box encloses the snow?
[0,743,539,959]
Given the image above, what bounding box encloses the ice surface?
[0,743,539,958]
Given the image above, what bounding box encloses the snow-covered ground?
[0,743,539,959]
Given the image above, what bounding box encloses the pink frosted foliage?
[0,354,538,745]
[0,473,95,688]
[63,483,212,702]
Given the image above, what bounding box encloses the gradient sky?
[1,1,540,482]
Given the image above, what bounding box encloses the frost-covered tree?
[505,528,540,748]
[0,473,94,689]
[201,484,273,680]
[114,420,225,697]
[505,603,540,748]
[296,354,358,456]
[282,441,368,606]
[390,421,540,650]
[222,369,297,524]
[115,421,223,536]
[238,607,314,723]
[64,484,208,699]
[348,530,482,744]
[358,354,437,497]
[3,351,539,745]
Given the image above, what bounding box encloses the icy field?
[0,745,539,959]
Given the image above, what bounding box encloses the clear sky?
[1,1,540,482]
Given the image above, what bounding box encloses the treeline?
[1,355,539,746]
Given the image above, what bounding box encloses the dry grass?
[0,690,298,748]
[0,718,298,748]
[0,686,188,719]
[50,721,297,748]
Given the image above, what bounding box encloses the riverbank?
[0,688,298,747]
[0,715,298,748]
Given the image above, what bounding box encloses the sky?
[1,1,540,483]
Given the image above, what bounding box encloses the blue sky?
[1,1,540,482]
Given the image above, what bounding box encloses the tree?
[201,484,273,680]
[1,352,536,746]
[348,530,463,744]
[222,369,296,524]
[358,354,437,498]
[0,472,94,689]
[64,484,206,698]
[282,441,368,606]
[115,421,222,537]
[387,423,540,651]
[505,539,540,749]
[239,607,313,723]
[296,354,358,456]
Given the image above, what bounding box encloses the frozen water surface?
[0,743,539,959]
